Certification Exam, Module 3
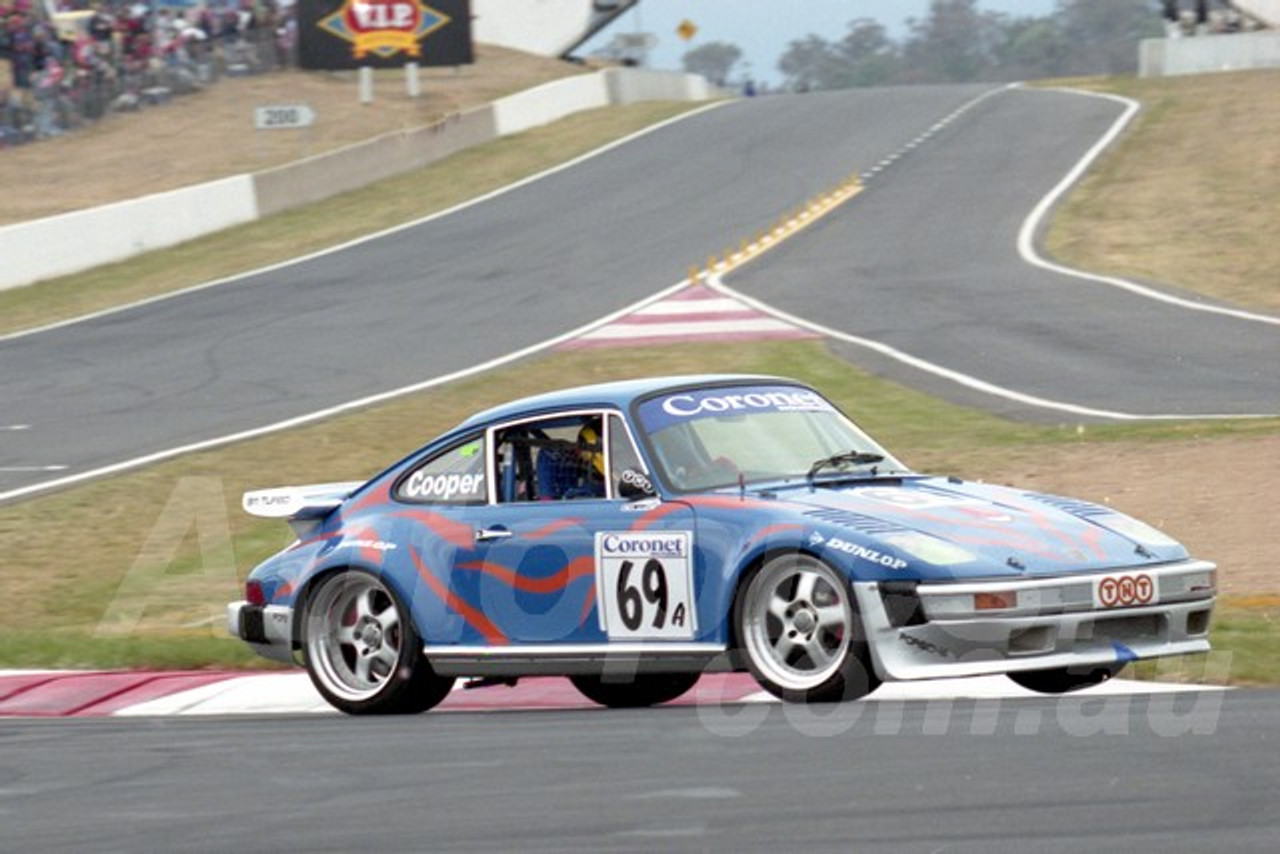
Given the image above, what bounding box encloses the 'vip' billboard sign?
[299,0,473,69]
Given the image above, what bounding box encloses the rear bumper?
[854,560,1216,681]
[226,601,296,665]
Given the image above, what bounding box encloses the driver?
[536,420,606,500]
[570,422,606,498]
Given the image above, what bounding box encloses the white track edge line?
[0,279,694,504]
[5,90,1274,501]
[710,274,1273,422]
[1017,86,1279,327]
[704,84,1276,421]
[1,101,729,344]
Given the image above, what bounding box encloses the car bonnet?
[756,477,1187,577]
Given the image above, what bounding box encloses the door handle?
[475,526,513,542]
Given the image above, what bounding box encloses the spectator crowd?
[1162,0,1261,35]
[1,0,298,146]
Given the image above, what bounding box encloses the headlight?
[1093,514,1180,548]
[879,532,977,566]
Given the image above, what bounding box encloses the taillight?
[245,580,266,606]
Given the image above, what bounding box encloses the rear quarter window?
[395,435,487,504]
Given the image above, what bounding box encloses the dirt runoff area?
[967,434,1280,598]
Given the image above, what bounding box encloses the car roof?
[455,373,801,431]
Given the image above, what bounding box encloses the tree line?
[682,0,1168,91]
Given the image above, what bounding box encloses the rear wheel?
[570,673,700,708]
[1007,664,1125,694]
[735,553,879,703]
[302,570,454,715]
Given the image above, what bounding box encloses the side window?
[396,435,487,504]
[494,414,606,503]
[608,414,651,496]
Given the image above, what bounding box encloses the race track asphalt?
[2,686,1274,853]
[4,83,1275,500]
[0,84,992,497]
[726,85,1280,421]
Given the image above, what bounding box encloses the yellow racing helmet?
[577,424,605,478]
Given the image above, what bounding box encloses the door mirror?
[618,467,657,500]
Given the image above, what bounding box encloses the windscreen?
[635,385,903,491]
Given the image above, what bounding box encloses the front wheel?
[735,553,879,703]
[301,570,454,715]
[1007,664,1125,694]
[570,672,700,708]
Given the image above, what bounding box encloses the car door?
[452,410,702,647]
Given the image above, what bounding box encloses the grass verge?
[1131,598,1280,687]
[1043,69,1280,313]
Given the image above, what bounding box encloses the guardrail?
[0,68,717,292]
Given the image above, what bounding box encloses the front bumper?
[854,559,1216,681]
[226,601,296,664]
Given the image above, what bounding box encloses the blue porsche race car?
[228,375,1216,714]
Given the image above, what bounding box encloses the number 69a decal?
[595,532,696,640]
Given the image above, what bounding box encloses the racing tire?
[301,570,455,715]
[569,672,700,708]
[735,552,880,704]
[1007,663,1126,694]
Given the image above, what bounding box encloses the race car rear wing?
[242,481,365,536]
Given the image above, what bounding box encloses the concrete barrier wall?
[603,67,716,103]
[0,176,259,289]
[253,106,499,217]
[1140,30,1280,77]
[491,73,611,136]
[256,69,712,217]
[0,68,715,292]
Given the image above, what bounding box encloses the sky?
[581,0,1060,86]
